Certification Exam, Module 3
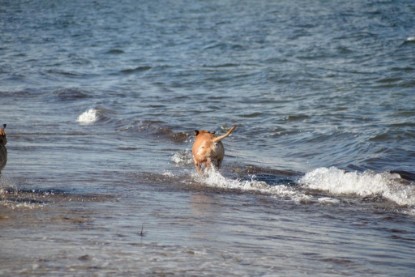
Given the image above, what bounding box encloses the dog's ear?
[194,130,199,136]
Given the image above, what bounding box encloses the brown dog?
[192,125,236,174]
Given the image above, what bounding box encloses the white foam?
[299,167,415,207]
[77,108,99,125]
[403,208,415,216]
[193,168,311,203]
[1,200,45,210]
[162,170,174,177]
[171,151,193,166]
[318,197,340,204]
[406,36,415,42]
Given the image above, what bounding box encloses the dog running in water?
[0,124,7,174]
[192,125,236,174]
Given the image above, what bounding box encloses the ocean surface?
[1,0,415,275]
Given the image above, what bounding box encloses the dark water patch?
[1,186,114,208]
[369,132,390,142]
[239,112,263,118]
[230,164,300,178]
[369,130,415,144]
[246,173,295,186]
[396,79,415,88]
[0,145,7,173]
[284,114,310,122]
[9,129,95,143]
[336,45,354,55]
[390,170,415,182]
[120,66,152,74]
[388,228,412,235]
[390,66,414,72]
[117,146,139,151]
[46,69,83,78]
[106,48,125,55]
[203,42,246,51]
[0,89,39,98]
[91,107,116,123]
[320,257,356,266]
[393,110,415,117]
[390,235,415,241]
[389,122,415,128]
[119,120,190,144]
[376,77,402,84]
[54,88,91,101]
[202,63,240,68]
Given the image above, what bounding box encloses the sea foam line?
[193,168,311,203]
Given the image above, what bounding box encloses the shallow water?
[1,0,415,276]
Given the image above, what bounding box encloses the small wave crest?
[77,108,99,125]
[299,167,415,207]
[77,107,113,125]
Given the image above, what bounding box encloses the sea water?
[1,0,415,276]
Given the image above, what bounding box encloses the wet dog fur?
[192,125,236,174]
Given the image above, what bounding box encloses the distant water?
[1,0,415,276]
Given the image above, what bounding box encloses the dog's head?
[194,130,216,137]
[0,124,7,146]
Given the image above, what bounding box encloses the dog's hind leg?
[193,159,203,175]
[215,158,223,169]
[205,158,213,171]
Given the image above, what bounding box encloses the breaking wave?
[170,149,415,210]
[299,167,415,207]
[77,108,99,125]
[191,168,312,203]
[76,107,113,125]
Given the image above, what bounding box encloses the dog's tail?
[213,125,237,143]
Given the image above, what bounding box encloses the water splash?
[171,151,193,166]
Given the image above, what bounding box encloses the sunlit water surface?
[1,0,415,276]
